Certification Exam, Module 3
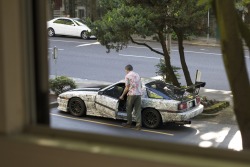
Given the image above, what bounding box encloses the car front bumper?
[160,104,204,123]
[57,97,69,112]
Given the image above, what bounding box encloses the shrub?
[49,76,77,95]
[155,58,181,83]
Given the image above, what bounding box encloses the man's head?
[125,64,133,73]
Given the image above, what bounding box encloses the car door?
[95,84,124,119]
[52,19,68,35]
[63,19,78,36]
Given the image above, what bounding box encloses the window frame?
[1,1,250,167]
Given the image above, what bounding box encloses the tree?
[211,0,250,149]
[88,0,180,87]
[168,0,207,86]
[89,0,207,87]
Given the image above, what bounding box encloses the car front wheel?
[68,97,86,117]
[81,31,89,40]
[142,109,162,129]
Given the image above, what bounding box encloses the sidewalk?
[133,35,221,47]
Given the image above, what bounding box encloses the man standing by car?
[119,64,142,130]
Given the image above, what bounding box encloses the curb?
[201,101,230,116]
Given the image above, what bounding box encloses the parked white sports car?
[57,78,205,129]
[47,17,93,39]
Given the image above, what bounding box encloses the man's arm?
[119,85,129,100]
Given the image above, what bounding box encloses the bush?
[155,58,181,83]
[49,76,77,96]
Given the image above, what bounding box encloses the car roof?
[118,77,157,85]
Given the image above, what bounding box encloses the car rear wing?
[173,81,206,101]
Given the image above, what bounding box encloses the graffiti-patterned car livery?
[57,78,205,129]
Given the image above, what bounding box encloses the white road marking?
[48,48,64,51]
[76,42,100,47]
[49,39,88,44]
[119,54,160,60]
[50,113,173,136]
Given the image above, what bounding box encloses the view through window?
[47,0,250,152]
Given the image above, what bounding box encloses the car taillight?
[178,102,187,110]
[196,97,201,105]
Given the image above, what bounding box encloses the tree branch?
[129,36,164,56]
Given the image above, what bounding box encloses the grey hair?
[125,64,133,71]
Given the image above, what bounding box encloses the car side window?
[147,89,163,99]
[53,19,65,24]
[104,84,124,99]
[64,19,74,25]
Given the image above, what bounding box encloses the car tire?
[142,108,162,129]
[81,31,89,40]
[48,28,55,37]
[68,97,86,117]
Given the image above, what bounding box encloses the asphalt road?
[48,36,250,91]
[50,108,241,151]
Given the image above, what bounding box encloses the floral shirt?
[125,71,142,96]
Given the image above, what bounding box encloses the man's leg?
[134,95,142,128]
[125,95,134,125]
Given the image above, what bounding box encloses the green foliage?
[49,76,77,96]
[87,3,158,52]
[155,59,181,83]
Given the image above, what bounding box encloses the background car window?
[73,20,82,26]
[53,19,65,24]
[64,19,74,25]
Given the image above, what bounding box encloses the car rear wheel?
[68,97,86,117]
[81,31,89,39]
[142,109,162,129]
[48,28,55,37]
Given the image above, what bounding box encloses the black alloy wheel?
[142,109,162,129]
[68,98,86,117]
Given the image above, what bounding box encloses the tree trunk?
[69,0,76,17]
[173,27,193,86]
[214,0,250,150]
[158,32,180,87]
[47,0,54,20]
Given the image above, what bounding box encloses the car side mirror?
[98,91,104,95]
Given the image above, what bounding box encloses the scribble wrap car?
[57,78,205,129]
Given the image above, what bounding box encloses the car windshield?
[73,18,85,26]
[145,80,192,100]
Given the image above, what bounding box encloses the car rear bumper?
[160,104,204,123]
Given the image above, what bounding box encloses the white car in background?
[47,17,93,39]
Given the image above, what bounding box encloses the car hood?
[58,88,100,98]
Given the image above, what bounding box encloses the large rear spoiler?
[173,81,206,100]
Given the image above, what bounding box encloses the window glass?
[64,19,74,25]
[104,84,124,99]
[147,89,163,99]
[53,19,65,24]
